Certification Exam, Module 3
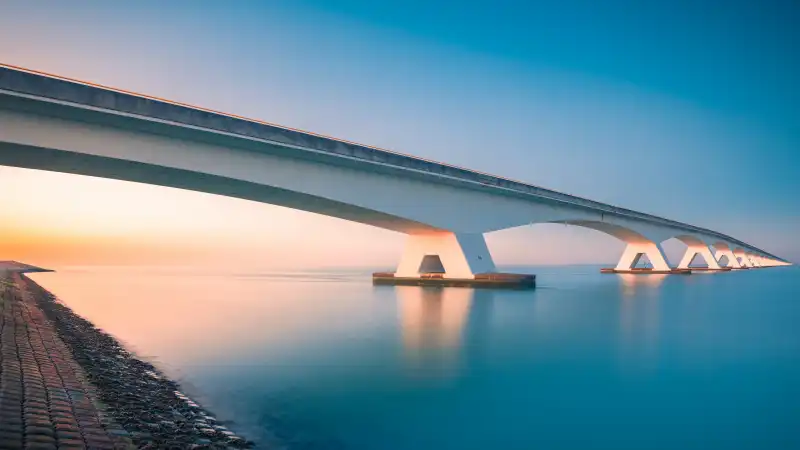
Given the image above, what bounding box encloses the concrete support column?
[770,259,792,267]
[677,244,721,270]
[733,249,754,268]
[713,247,741,269]
[396,232,496,279]
[747,253,762,267]
[615,241,671,272]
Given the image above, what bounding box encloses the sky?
[1,0,798,269]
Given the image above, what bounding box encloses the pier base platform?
[687,267,733,272]
[600,268,691,275]
[373,272,536,289]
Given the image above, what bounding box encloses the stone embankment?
[1,272,255,449]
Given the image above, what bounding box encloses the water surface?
[30,265,800,449]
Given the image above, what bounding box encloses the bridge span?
[0,64,790,285]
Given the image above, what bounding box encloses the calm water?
[29,265,800,449]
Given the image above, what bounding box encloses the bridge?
[0,64,791,286]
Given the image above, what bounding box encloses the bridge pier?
[395,232,496,279]
[733,249,754,268]
[747,252,762,267]
[374,232,535,288]
[677,244,723,271]
[602,241,683,274]
[766,258,790,267]
[713,244,742,269]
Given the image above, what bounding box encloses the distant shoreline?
[0,260,55,273]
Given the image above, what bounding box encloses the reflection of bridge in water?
[618,273,668,298]
[617,274,666,370]
[395,286,494,379]
[393,274,685,378]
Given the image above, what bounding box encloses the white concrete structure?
[395,233,496,279]
[749,254,762,267]
[615,242,671,272]
[0,65,791,279]
[676,236,721,270]
[732,249,754,268]
[713,243,742,269]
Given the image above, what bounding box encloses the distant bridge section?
[0,64,790,283]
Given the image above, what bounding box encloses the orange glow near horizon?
[26,269,381,367]
[0,166,405,269]
[0,227,213,267]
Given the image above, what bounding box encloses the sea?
[28,265,800,450]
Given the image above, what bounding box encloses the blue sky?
[1,0,798,266]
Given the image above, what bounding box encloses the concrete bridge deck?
[0,64,775,256]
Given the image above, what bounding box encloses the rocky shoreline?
[11,273,256,449]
